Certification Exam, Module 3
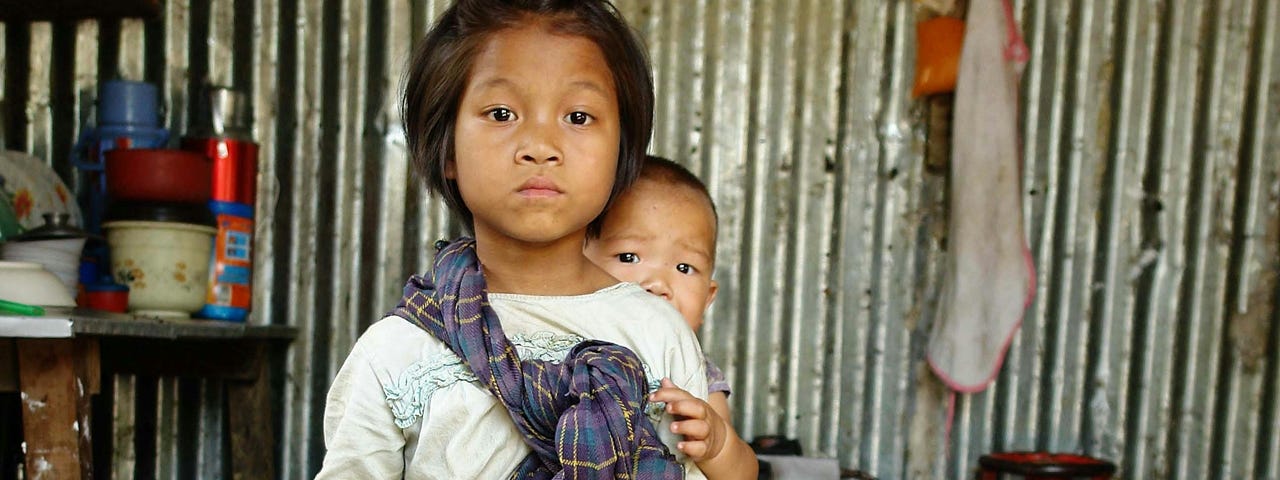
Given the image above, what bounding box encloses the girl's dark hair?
[402,0,654,233]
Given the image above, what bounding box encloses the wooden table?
[0,308,294,479]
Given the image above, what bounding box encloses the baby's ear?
[704,280,718,310]
[444,159,457,179]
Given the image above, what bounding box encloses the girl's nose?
[517,118,562,164]
[520,149,560,164]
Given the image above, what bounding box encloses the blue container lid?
[99,80,160,128]
[91,124,170,144]
[197,304,248,322]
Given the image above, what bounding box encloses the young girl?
[317,0,710,478]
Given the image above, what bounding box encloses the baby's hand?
[649,378,727,463]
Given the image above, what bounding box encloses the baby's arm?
[315,341,406,478]
[651,379,758,479]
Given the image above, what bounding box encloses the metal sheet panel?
[25,22,52,164]
[2,0,1278,478]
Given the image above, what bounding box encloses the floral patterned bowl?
[105,220,215,318]
[0,151,82,231]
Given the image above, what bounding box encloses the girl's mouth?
[517,177,562,198]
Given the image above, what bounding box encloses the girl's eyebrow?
[568,80,610,97]
[472,77,517,93]
[469,77,608,100]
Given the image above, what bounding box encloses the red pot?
[105,149,212,203]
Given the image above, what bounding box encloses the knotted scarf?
[391,237,684,479]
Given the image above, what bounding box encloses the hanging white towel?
[926,0,1035,393]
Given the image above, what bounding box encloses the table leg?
[16,338,98,480]
[227,342,274,479]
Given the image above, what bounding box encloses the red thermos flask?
[182,88,258,205]
[183,87,257,322]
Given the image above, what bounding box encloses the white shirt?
[317,282,709,479]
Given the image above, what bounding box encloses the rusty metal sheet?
[2,0,1278,478]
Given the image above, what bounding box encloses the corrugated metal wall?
[2,0,1277,478]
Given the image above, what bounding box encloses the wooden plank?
[226,343,274,479]
[3,339,97,393]
[16,338,93,480]
[0,339,16,391]
[77,338,100,395]
[0,0,160,21]
[2,309,297,340]
[99,337,263,380]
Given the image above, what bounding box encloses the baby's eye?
[487,108,516,122]
[565,111,592,125]
[616,252,639,264]
[676,263,695,275]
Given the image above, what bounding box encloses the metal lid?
[189,85,252,139]
[10,213,96,241]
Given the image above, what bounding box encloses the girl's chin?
[477,224,591,246]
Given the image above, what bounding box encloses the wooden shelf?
[0,0,160,22]
[0,307,295,340]
[2,308,292,479]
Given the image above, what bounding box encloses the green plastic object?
[0,298,45,316]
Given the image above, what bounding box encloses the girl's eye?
[566,111,592,125]
[616,252,639,264]
[487,108,516,122]
[676,263,694,275]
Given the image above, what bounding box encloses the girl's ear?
[444,159,457,179]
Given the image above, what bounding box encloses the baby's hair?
[401,0,655,232]
[637,155,718,223]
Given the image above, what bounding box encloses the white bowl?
[0,261,76,307]
[1,237,86,294]
[105,221,216,318]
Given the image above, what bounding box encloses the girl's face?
[451,24,621,246]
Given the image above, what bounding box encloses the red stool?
[978,452,1116,480]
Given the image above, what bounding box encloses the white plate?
[0,151,83,231]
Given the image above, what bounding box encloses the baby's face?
[586,179,718,331]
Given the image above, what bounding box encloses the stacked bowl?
[1,213,89,296]
[104,149,216,318]
[0,150,87,301]
[0,261,77,307]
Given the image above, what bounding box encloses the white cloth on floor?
[757,455,841,480]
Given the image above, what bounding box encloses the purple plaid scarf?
[391,238,684,479]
